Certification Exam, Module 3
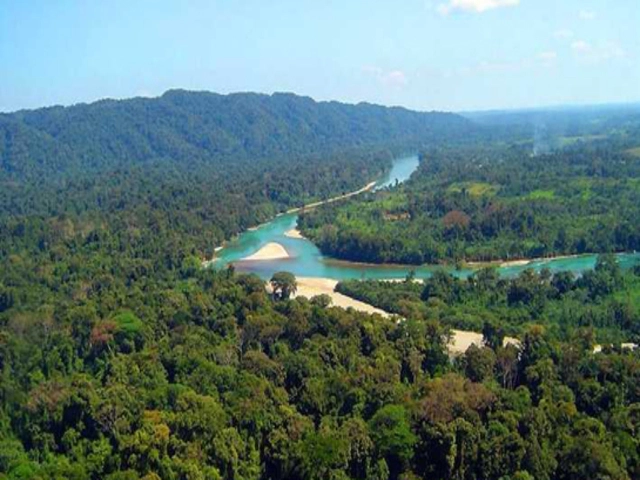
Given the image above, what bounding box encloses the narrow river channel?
[213,155,640,280]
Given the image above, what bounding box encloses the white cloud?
[579,9,596,20]
[437,0,519,15]
[382,70,408,87]
[538,51,557,61]
[571,40,626,63]
[602,42,626,59]
[571,40,591,53]
[553,29,574,39]
[362,65,383,76]
[456,59,530,76]
[363,66,408,87]
[454,51,559,77]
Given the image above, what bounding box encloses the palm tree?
[270,271,297,300]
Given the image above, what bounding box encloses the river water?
[214,155,640,280]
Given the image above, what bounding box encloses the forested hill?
[2,94,640,478]
[0,90,471,180]
[0,91,474,260]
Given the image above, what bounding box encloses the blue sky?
[1,0,638,112]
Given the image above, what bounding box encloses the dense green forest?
[299,121,640,264]
[2,96,640,479]
[0,91,473,260]
[0,90,471,182]
[1,255,639,478]
[337,255,640,343]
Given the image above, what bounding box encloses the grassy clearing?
[627,178,640,191]
[448,182,499,197]
[624,146,640,157]
[528,189,555,200]
[559,134,607,146]
[613,279,640,313]
[569,177,594,201]
[378,193,408,210]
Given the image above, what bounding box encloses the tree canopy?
[300,111,640,265]
[1,97,639,479]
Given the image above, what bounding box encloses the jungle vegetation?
[1,96,639,479]
[299,112,640,265]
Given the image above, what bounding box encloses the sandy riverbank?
[500,259,532,267]
[466,253,583,269]
[593,342,638,353]
[284,228,305,239]
[291,276,518,353]
[286,181,377,214]
[448,330,519,355]
[466,259,532,268]
[378,278,425,284]
[241,242,290,261]
[206,179,378,266]
[293,277,388,315]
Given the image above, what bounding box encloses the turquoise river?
[213,155,640,280]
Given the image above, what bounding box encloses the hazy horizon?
[2,87,640,117]
[2,0,639,113]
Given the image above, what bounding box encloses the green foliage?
[0,98,639,479]
[269,272,297,301]
[4,256,636,478]
[338,257,640,344]
[3,92,471,264]
[624,146,640,157]
[112,311,144,335]
[300,130,640,264]
[369,405,417,469]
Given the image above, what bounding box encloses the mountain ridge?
[0,90,472,181]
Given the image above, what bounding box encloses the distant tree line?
[1,95,639,478]
[300,133,640,265]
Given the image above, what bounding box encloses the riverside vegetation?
[0,94,639,479]
[299,138,640,265]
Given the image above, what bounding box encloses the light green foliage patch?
[624,146,640,157]
[527,189,555,200]
[558,134,607,146]
[112,311,145,335]
[447,181,499,197]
